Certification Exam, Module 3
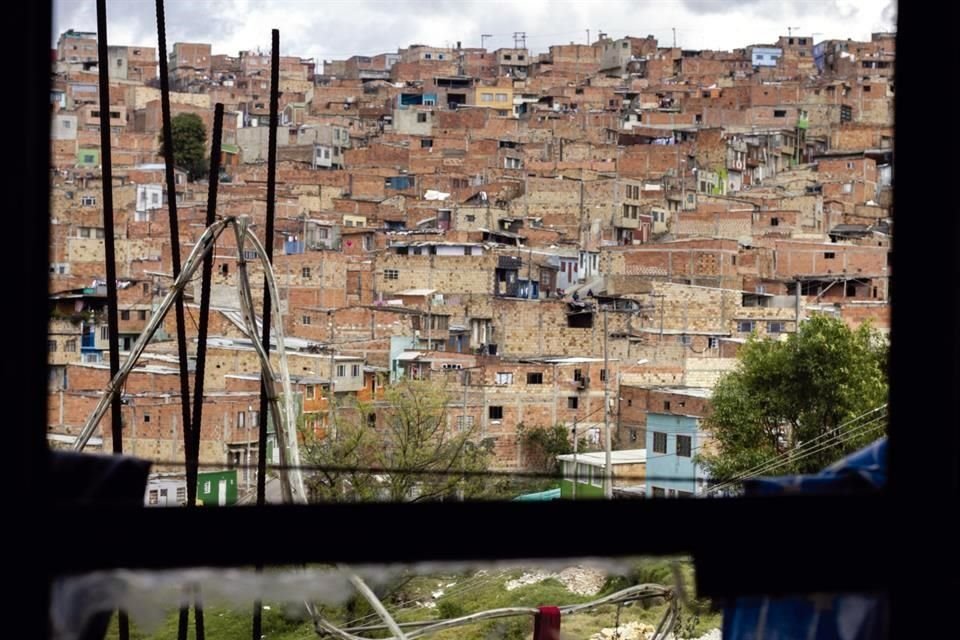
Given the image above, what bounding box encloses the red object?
[533,606,561,640]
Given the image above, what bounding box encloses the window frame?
[21,12,952,628]
[676,434,692,458]
[652,431,667,454]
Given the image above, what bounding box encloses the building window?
[65,339,77,352]
[664,400,671,411]
[773,110,786,118]
[677,434,692,458]
[495,372,513,385]
[416,113,427,123]
[768,321,785,334]
[302,315,311,325]
[148,489,158,505]
[143,414,150,423]
[383,269,399,280]
[770,217,780,226]
[352,364,361,377]
[100,326,109,340]
[567,397,579,409]
[824,252,836,259]
[138,310,148,321]
[302,267,311,278]
[526,372,543,384]
[421,138,433,148]
[653,431,667,454]
[481,93,493,102]
[488,406,503,420]
[573,369,583,382]
[120,310,130,321]
[591,465,602,487]
[249,411,259,428]
[679,335,692,346]
[600,368,607,382]
[708,337,719,349]
[305,385,315,399]
[738,320,755,333]
[237,412,245,429]
[495,93,507,102]
[48,340,57,353]
[457,415,474,432]
[336,365,346,377]
[81,195,96,206]
[629,429,638,443]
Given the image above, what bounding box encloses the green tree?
[159,112,208,181]
[517,423,585,473]
[699,315,888,482]
[302,378,495,503]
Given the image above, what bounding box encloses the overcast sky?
[54,0,896,63]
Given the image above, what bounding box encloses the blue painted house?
[645,411,710,497]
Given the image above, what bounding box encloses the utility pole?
[327,310,336,438]
[672,28,676,48]
[571,415,578,500]
[680,157,686,211]
[426,299,432,348]
[603,306,612,499]
[527,247,533,299]
[586,29,590,45]
[481,34,492,50]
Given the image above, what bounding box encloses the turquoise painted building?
[645,413,709,497]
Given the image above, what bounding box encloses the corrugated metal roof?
[556,449,648,467]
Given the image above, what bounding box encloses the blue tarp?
[722,438,889,640]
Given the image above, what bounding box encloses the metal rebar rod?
[255,28,281,504]
[95,0,123,460]
[187,103,224,506]
[178,102,222,640]
[155,0,194,508]
[254,30,281,639]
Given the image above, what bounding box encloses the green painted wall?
[77,148,100,167]
[559,479,605,499]
[198,469,238,506]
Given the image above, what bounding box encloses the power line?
[139,458,703,484]
[705,404,886,494]
[707,410,887,494]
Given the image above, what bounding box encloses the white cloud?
[53,0,896,62]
